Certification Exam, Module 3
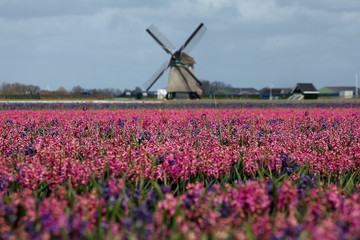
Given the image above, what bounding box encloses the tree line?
[0,81,232,99]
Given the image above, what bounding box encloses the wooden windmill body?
[167,53,202,95]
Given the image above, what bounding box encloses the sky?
[0,0,360,91]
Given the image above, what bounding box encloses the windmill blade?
[175,66,192,92]
[180,64,203,86]
[179,23,207,54]
[143,60,171,91]
[146,25,176,55]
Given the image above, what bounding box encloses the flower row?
[1,108,360,189]
[1,178,360,239]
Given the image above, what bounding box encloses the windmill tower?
[143,23,207,99]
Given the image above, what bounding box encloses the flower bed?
[1,108,360,239]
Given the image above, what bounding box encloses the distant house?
[319,86,360,99]
[214,89,235,98]
[318,87,337,98]
[214,88,259,99]
[118,90,134,99]
[118,90,157,99]
[81,91,91,96]
[142,91,157,98]
[289,83,319,100]
[259,88,292,100]
[133,91,157,99]
[231,88,259,98]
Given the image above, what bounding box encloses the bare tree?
[203,81,232,96]
[71,85,84,94]
[1,82,40,95]
[56,87,68,94]
[133,86,142,93]
[200,80,211,96]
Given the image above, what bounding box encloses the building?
[231,88,259,98]
[214,88,260,99]
[157,89,167,100]
[319,86,360,99]
[259,88,292,100]
[289,83,318,100]
[213,89,234,98]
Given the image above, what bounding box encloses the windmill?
[143,23,207,99]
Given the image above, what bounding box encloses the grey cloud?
[0,0,167,19]
[0,0,359,91]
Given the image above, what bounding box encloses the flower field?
[1,107,360,239]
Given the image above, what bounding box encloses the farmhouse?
[289,83,319,100]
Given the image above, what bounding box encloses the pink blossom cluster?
[1,108,360,188]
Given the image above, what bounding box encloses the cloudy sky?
[1,0,360,91]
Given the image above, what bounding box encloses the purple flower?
[190,119,197,125]
[51,118,59,127]
[157,155,164,165]
[134,189,141,205]
[279,152,298,176]
[136,132,151,143]
[6,119,13,125]
[0,178,8,191]
[122,217,132,229]
[218,201,231,218]
[117,118,125,128]
[275,224,303,239]
[146,190,157,206]
[162,185,171,194]
[298,174,317,190]
[133,205,153,224]
[24,144,37,157]
[20,131,27,138]
[265,180,274,196]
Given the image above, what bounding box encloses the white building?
[157,89,167,100]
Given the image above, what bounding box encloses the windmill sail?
[143,60,170,91]
[180,23,207,54]
[146,25,175,55]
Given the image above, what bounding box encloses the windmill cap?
[181,53,196,64]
